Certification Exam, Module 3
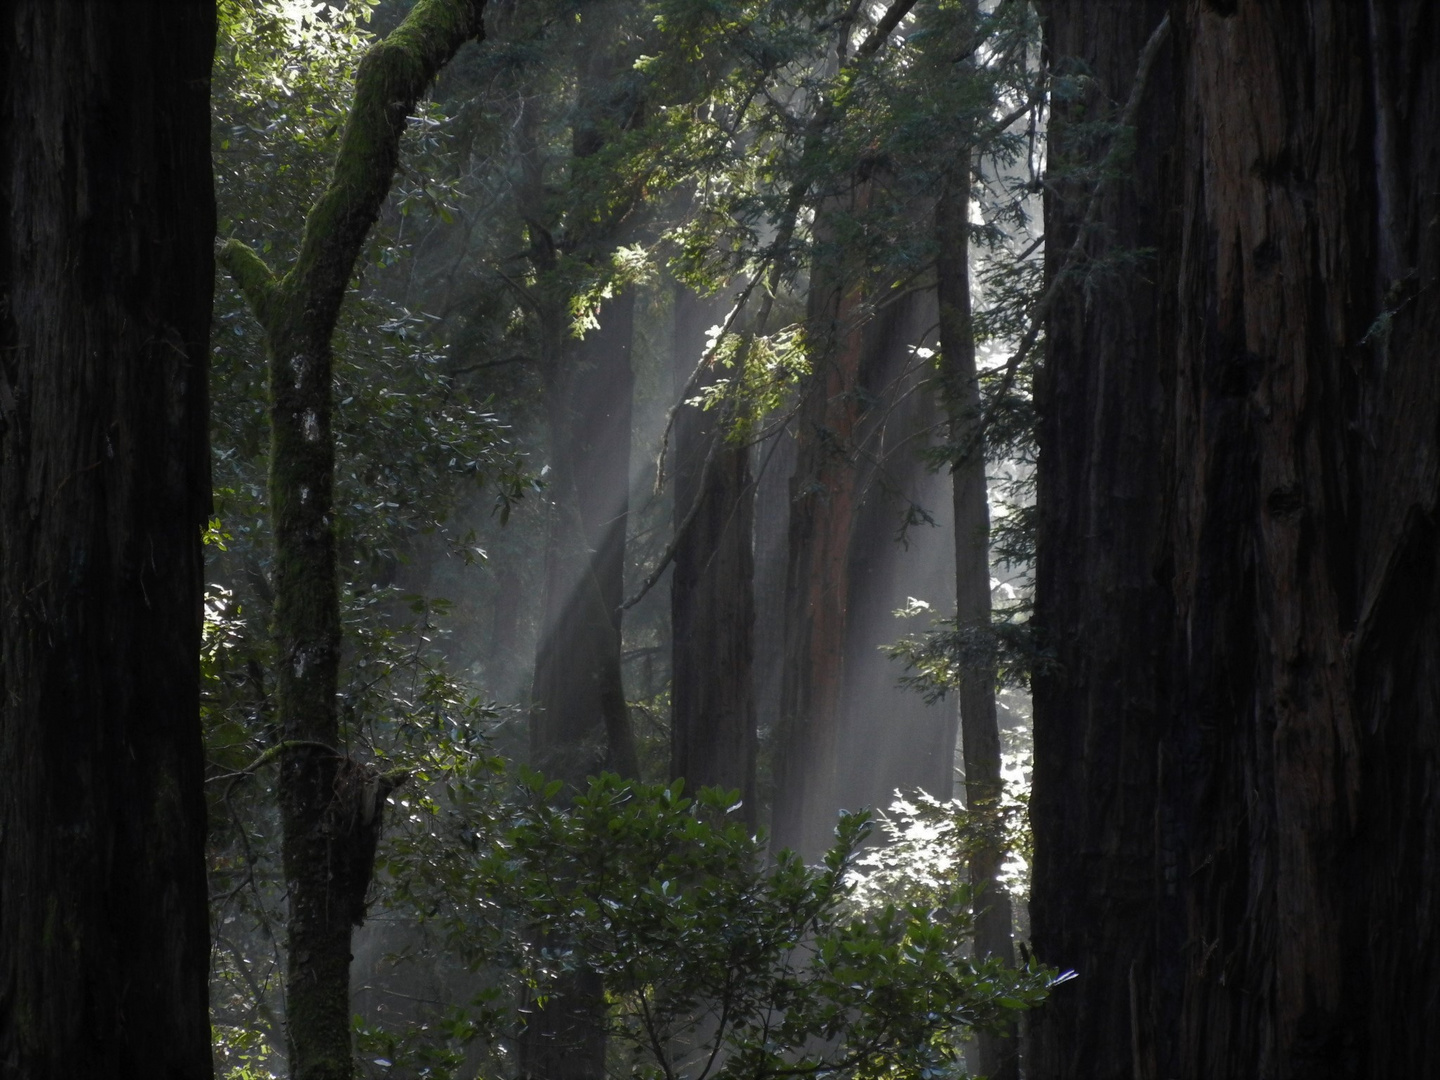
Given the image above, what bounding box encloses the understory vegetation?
[204,0,1065,1076]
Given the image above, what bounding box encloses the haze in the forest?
[3,2,1437,1080]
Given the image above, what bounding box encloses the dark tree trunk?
[530,296,641,788]
[522,303,638,1080]
[1032,2,1440,1078]
[521,23,645,1079]
[936,175,1016,1080]
[219,5,487,1078]
[0,2,215,1076]
[776,184,962,856]
[670,285,757,819]
[526,0,643,792]
[1029,5,1181,1077]
[1169,3,1440,1075]
[753,424,795,795]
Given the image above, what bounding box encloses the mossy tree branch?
[280,0,487,336]
[217,237,276,322]
[217,4,487,1080]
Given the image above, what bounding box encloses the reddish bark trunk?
[1032,2,1440,1077]
[773,263,870,858]
[837,286,955,812]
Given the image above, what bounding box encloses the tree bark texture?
[1030,4,1185,1076]
[670,285,757,820]
[1032,2,1440,1077]
[219,4,487,1078]
[0,2,215,1077]
[937,175,1016,1080]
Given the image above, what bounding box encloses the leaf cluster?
[377,772,1056,1080]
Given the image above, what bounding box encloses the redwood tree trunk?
[773,205,871,859]
[522,303,638,1080]
[1170,2,1440,1075]
[670,285,757,819]
[0,2,215,1076]
[521,26,645,1078]
[774,189,947,858]
[527,0,643,792]
[835,285,954,810]
[1032,2,1440,1078]
[1029,3,1181,1078]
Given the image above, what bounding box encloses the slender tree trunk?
[670,285,757,820]
[521,298,638,1080]
[0,4,215,1076]
[936,175,1017,1080]
[525,0,643,792]
[219,6,487,1078]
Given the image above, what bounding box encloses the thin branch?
[856,0,919,60]
[622,395,734,613]
[207,739,344,783]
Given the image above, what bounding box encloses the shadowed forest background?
[2,2,1438,1080]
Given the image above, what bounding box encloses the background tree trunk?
[522,303,638,1080]
[773,193,873,859]
[1032,2,1440,1077]
[527,0,643,792]
[669,285,757,819]
[530,297,641,788]
[836,287,956,812]
[773,190,950,857]
[0,2,215,1076]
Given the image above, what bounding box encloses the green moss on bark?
[215,4,487,1079]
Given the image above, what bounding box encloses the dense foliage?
[204,0,1055,1075]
